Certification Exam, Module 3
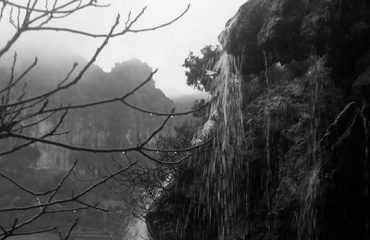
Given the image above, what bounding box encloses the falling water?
[124,219,150,240]
[263,51,272,239]
[298,165,320,240]
[297,57,325,240]
[310,55,322,167]
[182,11,249,239]
[190,51,246,239]
[361,102,369,237]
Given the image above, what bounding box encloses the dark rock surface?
[220,0,370,91]
[146,0,370,239]
[318,102,369,240]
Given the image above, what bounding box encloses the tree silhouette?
[0,1,211,239]
[183,45,220,92]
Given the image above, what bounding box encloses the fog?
[0,0,246,98]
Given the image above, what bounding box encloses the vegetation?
[183,45,220,92]
[0,0,207,239]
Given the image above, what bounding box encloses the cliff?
[146,0,370,239]
[0,56,177,172]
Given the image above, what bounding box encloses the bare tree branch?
[0,161,138,213]
[0,1,197,238]
[0,0,107,14]
[0,57,38,95]
[26,4,191,38]
[0,14,120,109]
[60,218,79,240]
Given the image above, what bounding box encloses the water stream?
[124,219,149,240]
[189,51,246,239]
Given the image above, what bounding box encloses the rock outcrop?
[0,58,177,172]
[146,0,370,239]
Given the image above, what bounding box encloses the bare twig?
[26,4,191,38]
[0,1,194,238]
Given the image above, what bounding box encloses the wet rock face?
[318,102,369,240]
[146,58,345,240]
[146,0,370,240]
[220,0,325,75]
[219,0,267,75]
[257,0,306,62]
[353,66,370,103]
[221,0,370,91]
[146,164,220,240]
[328,0,370,90]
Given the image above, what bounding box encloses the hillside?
[0,55,180,171]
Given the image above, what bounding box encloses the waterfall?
[361,102,369,237]
[124,219,149,240]
[186,11,248,239]
[263,51,272,239]
[190,51,246,239]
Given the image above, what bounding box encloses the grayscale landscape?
[1,0,370,240]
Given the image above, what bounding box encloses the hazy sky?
[0,0,246,98]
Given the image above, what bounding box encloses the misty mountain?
[0,51,180,172]
[0,48,191,236]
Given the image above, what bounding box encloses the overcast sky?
[0,0,246,98]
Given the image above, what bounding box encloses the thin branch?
[139,110,173,147]
[4,52,17,103]
[48,159,78,202]
[61,218,79,240]
[0,0,7,21]
[4,132,212,156]
[0,161,138,212]
[11,111,56,132]
[138,150,192,165]
[0,13,121,108]
[37,70,157,114]
[129,4,190,33]
[122,100,209,117]
[0,172,50,197]
[0,57,37,95]
[0,0,107,14]
[8,227,57,237]
[44,206,89,214]
[26,4,190,38]
[74,199,109,212]
[0,112,69,157]
[142,137,213,153]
